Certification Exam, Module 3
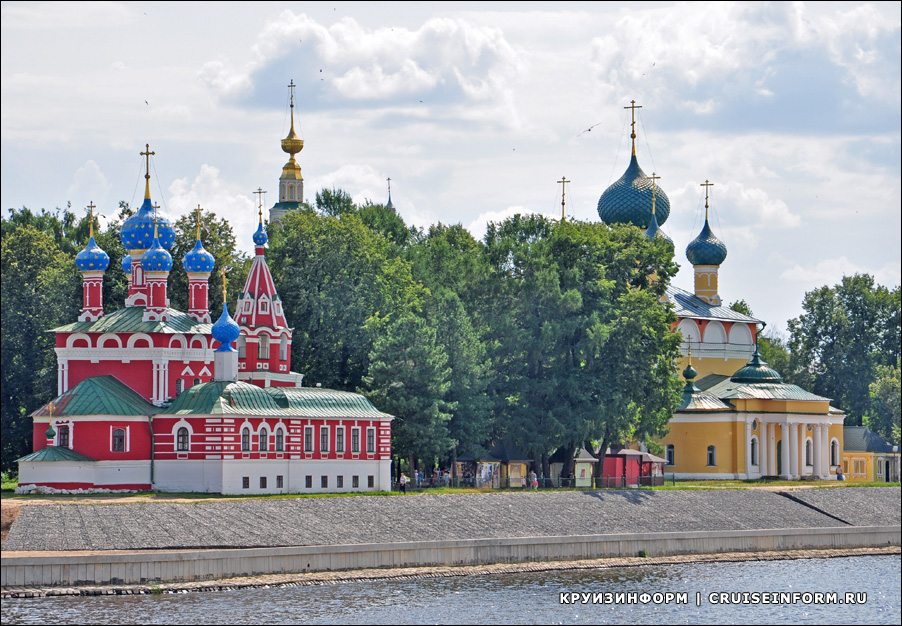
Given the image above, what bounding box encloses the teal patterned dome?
[75,237,110,272]
[644,211,672,245]
[731,347,783,384]
[598,154,671,228]
[120,198,175,251]
[686,218,727,266]
[182,239,215,274]
[142,233,173,272]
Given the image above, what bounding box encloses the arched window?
[258,335,270,360]
[259,427,268,452]
[750,437,758,466]
[289,186,294,200]
[194,378,201,387]
[706,445,717,467]
[238,336,246,359]
[175,379,184,396]
[805,439,812,466]
[665,444,675,466]
[275,428,284,452]
[280,335,288,361]
[242,427,250,451]
[58,425,70,449]
[831,439,839,466]
[177,427,189,452]
[112,428,125,452]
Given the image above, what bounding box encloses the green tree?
[315,188,356,217]
[1,225,79,472]
[358,202,412,249]
[483,215,682,477]
[865,361,901,445]
[267,207,425,390]
[788,274,901,424]
[429,291,492,468]
[364,315,454,469]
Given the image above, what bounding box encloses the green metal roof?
[17,446,96,463]
[265,387,392,419]
[31,376,159,418]
[703,378,832,403]
[52,306,212,335]
[162,382,392,418]
[163,381,285,416]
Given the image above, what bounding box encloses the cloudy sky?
[2,1,900,336]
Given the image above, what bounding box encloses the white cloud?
[780,256,901,286]
[168,164,256,250]
[201,12,522,121]
[466,206,538,239]
[728,182,801,229]
[67,160,112,208]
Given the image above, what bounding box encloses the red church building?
[17,101,393,494]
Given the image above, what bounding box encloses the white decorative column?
[759,421,768,478]
[819,424,829,477]
[779,423,789,478]
[769,423,777,476]
[812,424,823,479]
[788,422,799,478]
[745,421,753,479]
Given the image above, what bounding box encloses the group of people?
[397,468,453,493]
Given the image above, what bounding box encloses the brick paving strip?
[2,546,898,598]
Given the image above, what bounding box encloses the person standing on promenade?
[400,473,408,493]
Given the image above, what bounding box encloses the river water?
[3,555,899,624]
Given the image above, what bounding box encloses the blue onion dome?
[253,220,268,246]
[598,154,671,228]
[121,255,132,275]
[212,303,241,352]
[686,218,727,266]
[120,198,176,251]
[142,232,173,272]
[75,237,110,272]
[731,347,783,384]
[182,239,215,274]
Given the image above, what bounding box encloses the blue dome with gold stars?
[598,154,671,228]
[686,218,727,266]
[75,237,110,272]
[212,303,240,352]
[182,239,215,274]
[142,233,173,272]
[122,255,131,275]
[253,221,268,246]
[120,199,175,251]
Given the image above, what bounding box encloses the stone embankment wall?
[3,487,899,588]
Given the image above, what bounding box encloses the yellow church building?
[597,101,845,480]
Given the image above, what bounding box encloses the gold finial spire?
[624,100,642,156]
[281,80,304,157]
[700,180,714,221]
[140,144,155,200]
[649,172,660,216]
[558,176,570,221]
[219,267,229,304]
[254,188,267,223]
[87,201,96,238]
[195,205,203,240]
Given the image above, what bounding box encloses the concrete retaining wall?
[3,526,899,588]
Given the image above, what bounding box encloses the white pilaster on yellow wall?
[780,422,790,479]
[759,421,768,478]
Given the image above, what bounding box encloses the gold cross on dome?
[700,180,714,219]
[557,176,570,221]
[624,100,642,152]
